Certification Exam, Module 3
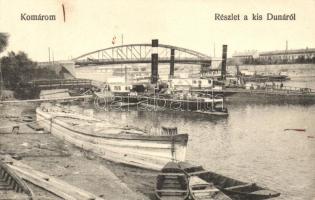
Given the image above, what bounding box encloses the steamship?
[139,92,228,116]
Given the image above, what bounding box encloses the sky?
[0,0,315,61]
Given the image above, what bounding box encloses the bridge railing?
[75,57,212,66]
[76,57,211,62]
[28,79,92,89]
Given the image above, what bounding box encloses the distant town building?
[232,50,259,64]
[231,48,315,65]
[259,48,315,63]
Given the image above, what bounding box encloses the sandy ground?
[0,103,153,200]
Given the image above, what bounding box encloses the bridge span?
[42,42,223,83]
[73,43,217,66]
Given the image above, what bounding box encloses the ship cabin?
[168,78,214,91]
[108,83,133,96]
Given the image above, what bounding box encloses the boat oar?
[284,128,306,132]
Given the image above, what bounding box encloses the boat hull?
[189,176,232,200]
[198,172,280,199]
[178,162,280,200]
[36,108,188,171]
[139,96,228,116]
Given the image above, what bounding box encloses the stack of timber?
[0,159,33,200]
[1,156,104,200]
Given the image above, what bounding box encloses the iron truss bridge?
[73,44,213,66]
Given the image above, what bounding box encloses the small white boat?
[36,104,188,171]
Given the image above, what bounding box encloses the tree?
[0,33,9,95]
[0,33,8,53]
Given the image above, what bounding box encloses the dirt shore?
[0,103,153,200]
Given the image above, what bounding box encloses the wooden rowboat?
[189,176,232,200]
[155,162,189,200]
[36,104,188,171]
[179,162,280,200]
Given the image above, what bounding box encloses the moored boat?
[189,176,232,200]
[178,162,280,200]
[155,162,189,200]
[139,94,228,116]
[36,103,188,171]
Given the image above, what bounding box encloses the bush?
[1,51,62,91]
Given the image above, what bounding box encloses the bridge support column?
[151,39,159,84]
[169,49,175,79]
[221,45,227,80]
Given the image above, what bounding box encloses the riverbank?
[0,103,149,200]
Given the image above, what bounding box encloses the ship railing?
[263,85,313,94]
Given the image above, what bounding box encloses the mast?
[0,61,3,96]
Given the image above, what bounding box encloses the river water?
[93,73,315,200]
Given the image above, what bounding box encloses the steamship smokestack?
[221,45,227,80]
[151,39,159,84]
[169,48,175,78]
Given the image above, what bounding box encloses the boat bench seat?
[0,182,10,186]
[156,189,187,193]
[225,183,254,190]
[159,173,185,176]
[192,188,219,193]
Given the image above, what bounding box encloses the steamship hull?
[36,107,188,171]
[139,96,228,116]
